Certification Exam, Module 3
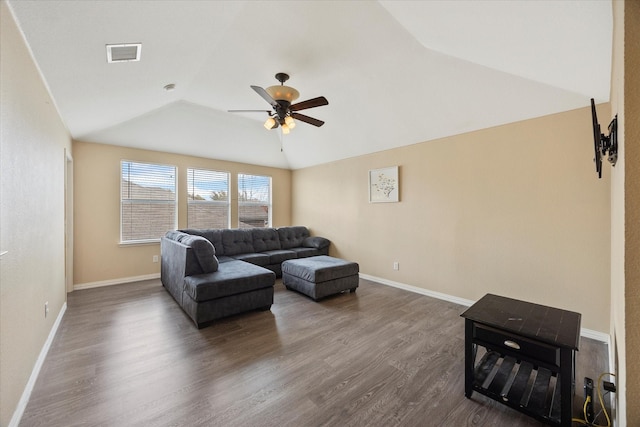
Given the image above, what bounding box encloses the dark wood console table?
[461,294,581,427]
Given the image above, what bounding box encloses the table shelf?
[473,350,562,425]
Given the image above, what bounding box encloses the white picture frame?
[369,166,399,203]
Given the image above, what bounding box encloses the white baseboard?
[359,273,610,343]
[359,273,475,307]
[9,302,67,427]
[580,328,611,344]
[74,273,160,291]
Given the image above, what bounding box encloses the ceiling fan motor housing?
[275,100,292,120]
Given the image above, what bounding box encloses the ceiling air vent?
[106,43,142,63]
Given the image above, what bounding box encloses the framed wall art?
[369,166,399,203]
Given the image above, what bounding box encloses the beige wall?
[611,1,640,425]
[293,106,611,333]
[609,0,626,423]
[623,2,640,424]
[0,2,72,425]
[72,141,291,286]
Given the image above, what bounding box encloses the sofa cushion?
[277,226,310,249]
[251,228,282,252]
[178,235,219,273]
[231,252,270,266]
[289,247,323,258]
[222,229,255,255]
[183,260,275,302]
[179,228,224,256]
[262,249,297,264]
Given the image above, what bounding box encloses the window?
[187,168,230,229]
[121,161,176,242]
[238,173,271,228]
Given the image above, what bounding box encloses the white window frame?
[187,168,231,229]
[120,160,177,244]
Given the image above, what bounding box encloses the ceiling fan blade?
[251,85,279,108]
[290,96,328,112]
[292,112,325,127]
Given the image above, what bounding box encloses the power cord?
[572,372,616,426]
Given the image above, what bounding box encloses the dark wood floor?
[20,278,609,426]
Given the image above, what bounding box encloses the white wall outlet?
[153,255,159,263]
[393,261,399,271]
[44,301,49,318]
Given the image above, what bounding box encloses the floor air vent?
[106,43,142,63]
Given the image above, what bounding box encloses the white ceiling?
[7,0,612,170]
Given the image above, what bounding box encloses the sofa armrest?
[302,236,330,250]
[161,237,189,304]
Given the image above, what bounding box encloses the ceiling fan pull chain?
[280,127,284,152]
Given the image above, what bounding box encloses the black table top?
[461,293,581,350]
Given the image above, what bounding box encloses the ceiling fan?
[229,73,328,134]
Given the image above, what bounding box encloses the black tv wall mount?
[591,98,618,179]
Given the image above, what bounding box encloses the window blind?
[187,168,230,229]
[238,173,271,228]
[121,161,176,242]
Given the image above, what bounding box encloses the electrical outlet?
[44,301,49,318]
[393,261,399,270]
[153,255,159,263]
[584,377,594,423]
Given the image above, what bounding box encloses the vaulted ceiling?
[7,0,612,170]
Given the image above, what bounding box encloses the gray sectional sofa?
[161,226,330,328]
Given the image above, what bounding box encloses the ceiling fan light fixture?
[265,85,300,102]
[264,117,277,130]
[281,123,290,134]
[284,116,296,129]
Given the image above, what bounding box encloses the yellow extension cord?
[572,372,616,427]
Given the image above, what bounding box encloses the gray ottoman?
[282,256,359,301]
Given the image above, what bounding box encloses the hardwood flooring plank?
[19,278,609,427]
